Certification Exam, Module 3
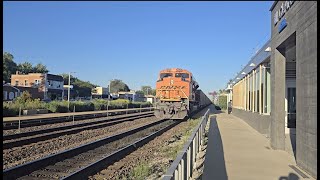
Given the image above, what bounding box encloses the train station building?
[228,1,317,178]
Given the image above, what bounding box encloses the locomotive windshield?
[175,73,189,78]
[160,73,173,79]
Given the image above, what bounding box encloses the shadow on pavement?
[191,104,222,119]
[202,115,228,180]
[279,173,300,180]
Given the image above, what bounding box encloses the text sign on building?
[274,1,295,26]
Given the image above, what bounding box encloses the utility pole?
[68,72,71,110]
[109,80,111,99]
[67,72,76,110]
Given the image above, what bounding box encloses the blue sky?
[4,1,273,97]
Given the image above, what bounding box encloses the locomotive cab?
[154,68,197,119]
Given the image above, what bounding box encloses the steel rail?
[62,120,180,180]
[3,118,171,179]
[3,112,154,149]
[3,111,153,141]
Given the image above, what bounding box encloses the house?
[91,86,110,99]
[3,84,20,101]
[144,95,155,104]
[11,71,64,100]
[118,90,144,102]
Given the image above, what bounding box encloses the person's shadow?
[279,173,299,180]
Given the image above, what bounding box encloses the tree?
[60,73,98,98]
[3,52,18,83]
[18,62,33,74]
[135,90,144,96]
[109,79,130,93]
[33,63,49,73]
[141,86,152,95]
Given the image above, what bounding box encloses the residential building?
[92,86,109,99]
[3,84,20,101]
[11,71,64,100]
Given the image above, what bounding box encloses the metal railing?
[162,109,210,180]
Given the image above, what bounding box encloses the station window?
[263,63,271,114]
[261,66,265,114]
[256,68,260,113]
[249,73,252,111]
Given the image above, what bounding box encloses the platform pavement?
[202,112,315,180]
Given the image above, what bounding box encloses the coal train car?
[154,68,211,119]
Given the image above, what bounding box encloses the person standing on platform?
[228,100,232,114]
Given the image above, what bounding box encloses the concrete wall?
[232,108,271,137]
[270,1,317,178]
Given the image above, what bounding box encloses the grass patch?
[129,161,151,180]
[161,118,202,160]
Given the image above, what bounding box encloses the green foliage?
[14,91,32,104]
[3,52,50,83]
[3,96,46,116]
[130,162,151,180]
[60,73,97,98]
[218,95,227,110]
[140,86,156,96]
[46,101,69,113]
[33,63,49,73]
[69,101,94,112]
[109,79,130,93]
[24,99,46,110]
[135,90,145,96]
[3,52,18,83]
[3,98,152,117]
[17,62,34,74]
[3,102,20,117]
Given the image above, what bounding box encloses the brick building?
[11,71,64,100]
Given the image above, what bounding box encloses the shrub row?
[3,99,152,117]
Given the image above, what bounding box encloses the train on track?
[154,68,211,119]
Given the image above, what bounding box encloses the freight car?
[154,68,211,119]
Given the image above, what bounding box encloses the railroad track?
[3,111,154,149]
[3,119,180,180]
[3,108,154,130]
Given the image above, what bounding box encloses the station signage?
[273,1,295,26]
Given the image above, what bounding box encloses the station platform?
[202,112,314,180]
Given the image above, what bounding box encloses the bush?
[14,91,32,104]
[24,99,46,110]
[109,99,130,109]
[218,95,227,110]
[69,101,94,112]
[46,101,69,113]
[3,102,19,117]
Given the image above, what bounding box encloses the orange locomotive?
[154,68,211,119]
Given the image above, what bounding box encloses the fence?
[162,109,210,180]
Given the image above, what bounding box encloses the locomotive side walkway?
[202,112,314,180]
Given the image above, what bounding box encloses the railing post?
[140,104,142,113]
[174,169,178,179]
[18,106,21,133]
[73,105,75,125]
[126,104,128,115]
[187,147,191,179]
[107,103,109,117]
